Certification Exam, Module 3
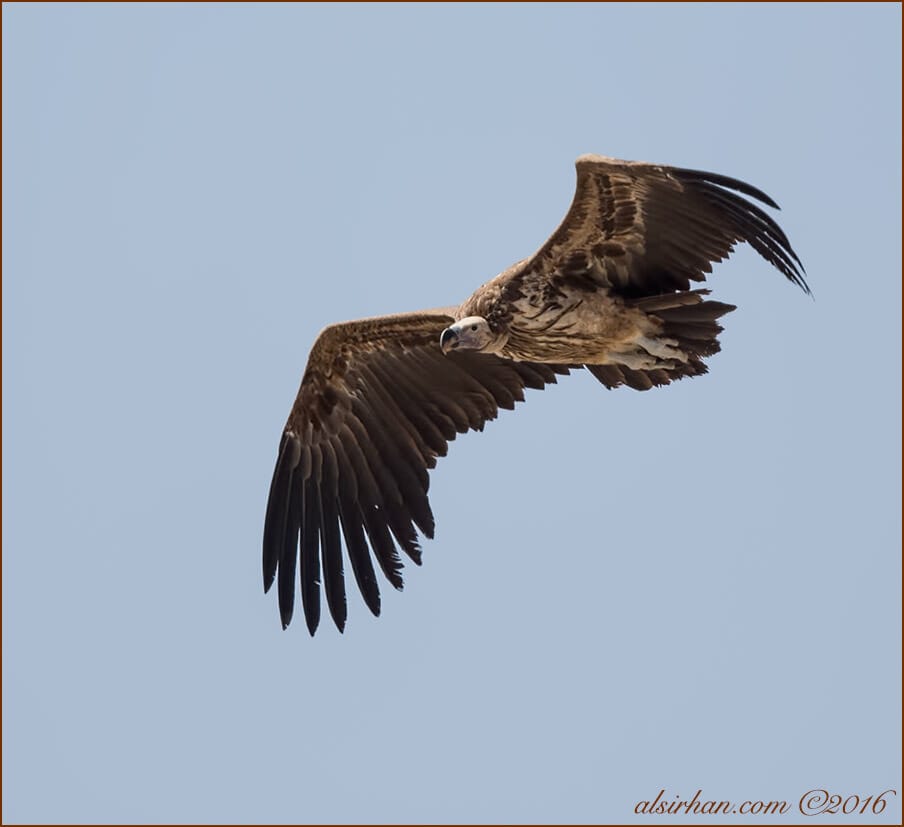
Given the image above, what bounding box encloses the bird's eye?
[470,324,478,331]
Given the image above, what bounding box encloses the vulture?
[263,154,808,636]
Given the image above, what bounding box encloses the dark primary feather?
[262,310,570,634]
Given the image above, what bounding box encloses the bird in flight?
[263,154,808,636]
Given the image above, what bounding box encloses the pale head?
[440,316,502,354]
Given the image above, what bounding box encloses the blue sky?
[3,3,901,824]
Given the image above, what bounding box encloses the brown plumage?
[263,154,808,635]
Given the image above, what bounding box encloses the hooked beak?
[440,327,459,354]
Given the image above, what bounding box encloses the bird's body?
[459,274,675,365]
[264,154,808,635]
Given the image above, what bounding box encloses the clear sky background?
[3,3,901,824]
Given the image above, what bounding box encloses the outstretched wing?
[512,154,808,300]
[263,309,570,635]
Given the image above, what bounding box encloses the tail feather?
[587,289,735,390]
